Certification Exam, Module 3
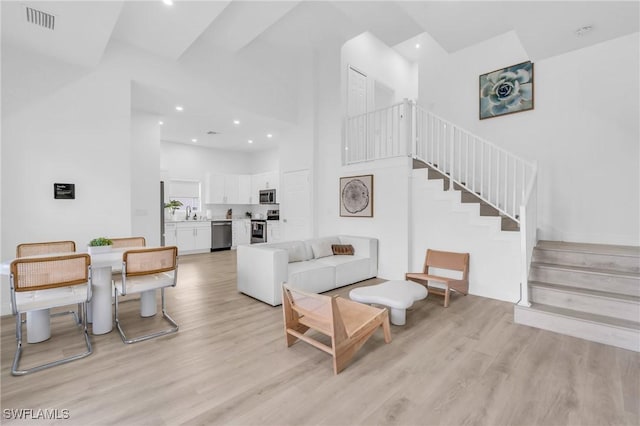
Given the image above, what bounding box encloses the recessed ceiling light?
[266,133,273,138]
[248,139,253,144]
[415,43,421,49]
[158,121,164,125]
[575,25,593,37]
[191,139,197,143]
[175,105,184,111]
[233,120,240,125]
[163,0,173,6]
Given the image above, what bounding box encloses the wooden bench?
[405,249,469,307]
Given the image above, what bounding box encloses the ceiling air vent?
[207,131,219,135]
[25,6,56,30]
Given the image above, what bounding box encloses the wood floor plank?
[1,250,638,425]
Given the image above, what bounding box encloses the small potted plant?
[88,237,113,255]
[164,200,183,218]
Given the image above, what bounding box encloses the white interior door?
[281,169,311,241]
[348,66,367,117]
[348,66,368,161]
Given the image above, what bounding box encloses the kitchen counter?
[165,218,250,223]
[165,219,212,223]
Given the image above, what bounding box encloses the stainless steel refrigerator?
[160,181,165,246]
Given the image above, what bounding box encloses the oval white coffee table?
[349,280,428,325]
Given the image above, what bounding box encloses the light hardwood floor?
[1,250,638,425]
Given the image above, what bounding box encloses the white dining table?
[1,247,159,340]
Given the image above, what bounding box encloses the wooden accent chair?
[10,254,92,375]
[114,246,178,344]
[16,240,76,257]
[405,249,470,308]
[282,284,392,374]
[110,237,146,248]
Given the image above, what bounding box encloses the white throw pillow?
[311,240,333,259]
[288,242,307,263]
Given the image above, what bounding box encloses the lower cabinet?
[165,222,211,254]
[232,219,251,248]
[267,220,281,243]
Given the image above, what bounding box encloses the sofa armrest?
[338,235,378,277]
[237,245,289,306]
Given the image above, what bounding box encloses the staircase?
[515,241,640,352]
[415,160,519,232]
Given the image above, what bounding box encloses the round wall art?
[340,174,373,217]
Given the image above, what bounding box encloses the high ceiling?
[2,1,638,152]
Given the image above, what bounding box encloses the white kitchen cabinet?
[232,219,251,248]
[251,171,280,203]
[224,175,239,204]
[266,220,281,243]
[177,226,196,252]
[207,171,279,205]
[168,221,211,254]
[206,174,226,204]
[207,174,252,204]
[237,175,252,204]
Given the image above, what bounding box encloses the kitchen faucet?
[186,206,192,220]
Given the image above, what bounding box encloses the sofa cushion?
[311,240,333,259]
[332,244,354,255]
[315,255,373,288]
[266,241,308,263]
[307,236,341,259]
[287,260,335,294]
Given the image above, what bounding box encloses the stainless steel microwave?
[259,189,276,204]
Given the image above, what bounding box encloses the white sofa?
[237,235,378,306]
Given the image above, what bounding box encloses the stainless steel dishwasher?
[211,221,232,251]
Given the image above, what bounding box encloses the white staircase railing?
[344,99,538,304]
[344,100,411,164]
[414,106,536,223]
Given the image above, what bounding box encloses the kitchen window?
[168,180,201,212]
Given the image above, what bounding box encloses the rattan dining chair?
[16,240,76,257]
[10,254,92,375]
[114,246,179,344]
[16,240,82,324]
[110,237,146,248]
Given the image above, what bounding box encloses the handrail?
[344,100,538,306]
[414,106,535,222]
[415,105,535,171]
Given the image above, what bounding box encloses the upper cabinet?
[252,171,280,193]
[237,175,252,204]
[206,172,275,205]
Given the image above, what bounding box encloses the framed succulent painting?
[340,174,373,217]
[479,61,534,120]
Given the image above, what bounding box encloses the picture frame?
[340,174,373,217]
[479,61,534,120]
[54,183,75,199]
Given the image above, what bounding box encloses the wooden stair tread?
[523,302,640,331]
[529,280,640,302]
[531,261,640,278]
[536,240,640,257]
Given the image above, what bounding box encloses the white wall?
[314,32,419,279]
[1,64,131,314]
[419,32,640,246]
[131,111,161,246]
[341,32,419,113]
[160,141,254,182]
[336,157,413,280]
[410,171,521,303]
